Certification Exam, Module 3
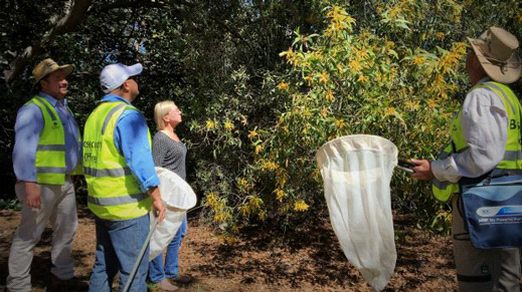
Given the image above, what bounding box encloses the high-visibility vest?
[28,95,80,185]
[432,81,522,202]
[83,101,152,220]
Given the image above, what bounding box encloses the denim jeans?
[148,215,187,283]
[89,214,150,292]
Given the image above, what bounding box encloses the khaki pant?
[6,178,78,292]
[452,196,521,292]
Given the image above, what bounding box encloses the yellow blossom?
[248,195,263,209]
[279,47,300,66]
[385,107,397,116]
[438,42,466,74]
[435,32,445,40]
[349,60,362,73]
[213,209,232,224]
[427,99,438,109]
[413,55,426,65]
[326,90,334,102]
[357,74,368,83]
[237,177,250,190]
[355,49,368,60]
[319,72,329,84]
[258,210,267,221]
[277,81,289,91]
[325,6,355,34]
[433,74,445,90]
[320,107,329,118]
[275,189,286,202]
[293,199,309,212]
[255,144,264,154]
[334,118,346,129]
[204,191,219,208]
[260,159,278,171]
[248,130,258,139]
[239,204,250,217]
[405,100,420,111]
[205,119,216,130]
[224,120,234,131]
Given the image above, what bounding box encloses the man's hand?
[410,159,434,181]
[24,182,41,209]
[148,186,165,222]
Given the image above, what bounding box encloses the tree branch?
[3,0,194,85]
[4,0,93,84]
[93,0,174,11]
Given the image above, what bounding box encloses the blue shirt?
[99,94,159,192]
[13,92,81,182]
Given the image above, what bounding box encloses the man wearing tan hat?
[7,58,82,291]
[410,27,521,291]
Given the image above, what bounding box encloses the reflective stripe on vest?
[432,81,522,202]
[83,101,152,220]
[29,96,67,185]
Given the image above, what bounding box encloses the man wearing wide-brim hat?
[7,58,83,291]
[411,27,521,291]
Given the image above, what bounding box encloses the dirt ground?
[0,206,457,291]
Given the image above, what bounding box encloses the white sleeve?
[431,87,508,182]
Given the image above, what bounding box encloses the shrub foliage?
[1,0,521,234]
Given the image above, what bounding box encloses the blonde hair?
[154,100,177,130]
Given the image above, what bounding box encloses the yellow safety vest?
[83,101,152,220]
[432,81,522,201]
[29,95,80,185]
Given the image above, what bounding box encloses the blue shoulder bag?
[460,174,522,249]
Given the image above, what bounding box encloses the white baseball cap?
[99,63,143,93]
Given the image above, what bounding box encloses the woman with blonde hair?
[149,100,191,291]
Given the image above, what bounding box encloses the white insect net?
[316,135,398,291]
[149,167,197,260]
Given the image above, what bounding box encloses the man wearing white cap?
[7,58,82,291]
[411,27,521,291]
[83,62,165,291]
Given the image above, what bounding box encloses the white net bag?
[149,167,197,260]
[316,135,398,291]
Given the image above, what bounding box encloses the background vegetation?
[1,0,521,235]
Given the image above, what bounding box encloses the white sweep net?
[316,135,398,291]
[149,167,197,260]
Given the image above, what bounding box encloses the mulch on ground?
[0,206,456,291]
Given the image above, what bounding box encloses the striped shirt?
[152,131,187,180]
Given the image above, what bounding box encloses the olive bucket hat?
[32,58,74,86]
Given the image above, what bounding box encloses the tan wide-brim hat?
[467,26,521,84]
[32,58,74,86]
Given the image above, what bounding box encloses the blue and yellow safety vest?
[83,101,152,220]
[28,95,80,185]
[432,81,522,201]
